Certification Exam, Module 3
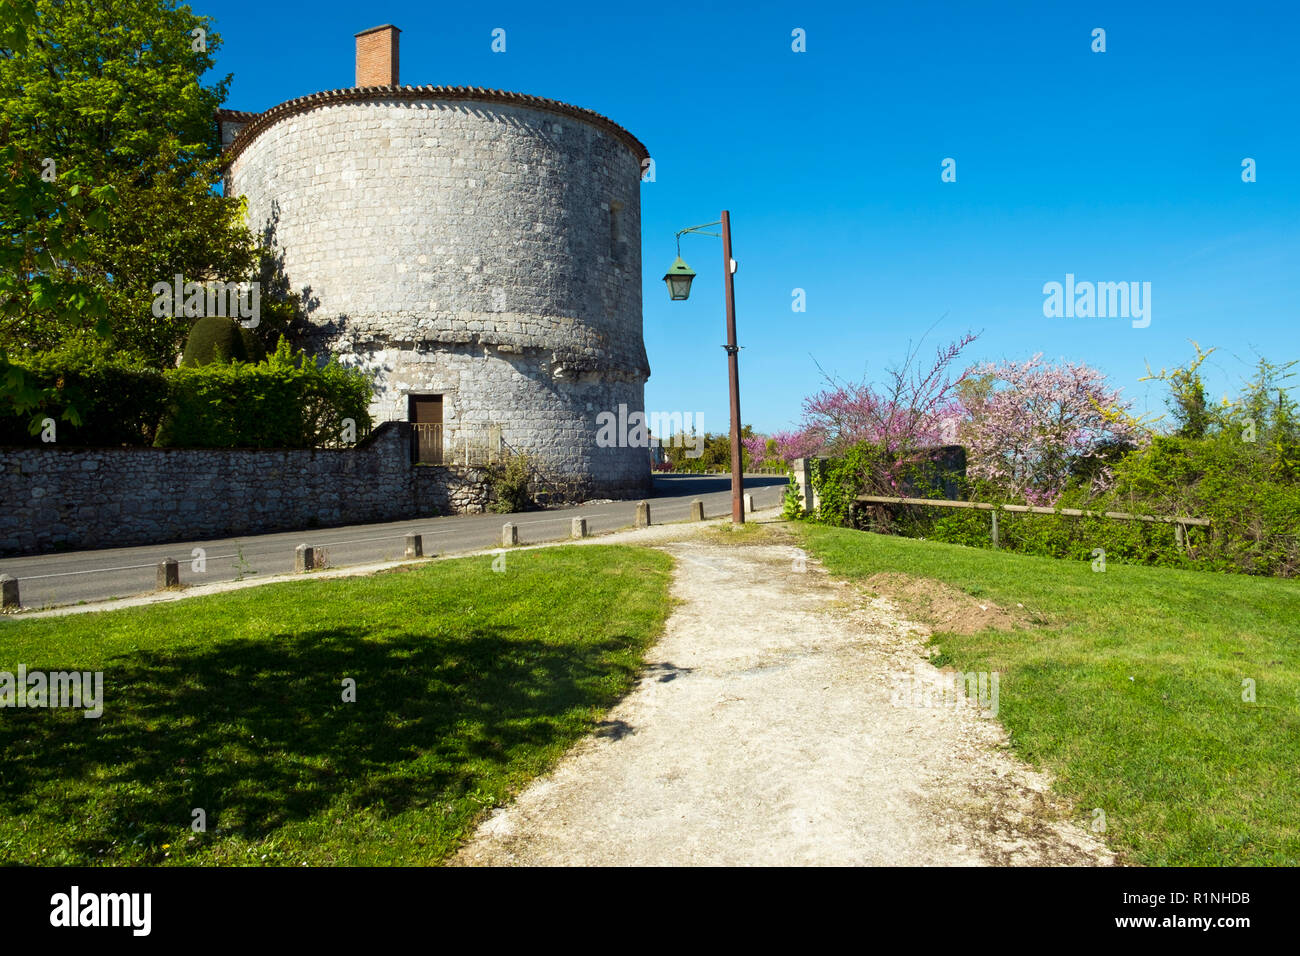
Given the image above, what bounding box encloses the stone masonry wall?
[225,96,649,496]
[0,423,496,557]
[361,344,649,489]
[227,98,647,378]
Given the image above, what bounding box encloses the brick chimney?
[355,24,400,87]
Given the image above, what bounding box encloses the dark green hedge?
[806,436,1300,578]
[156,339,371,448]
[0,335,167,445]
[180,316,265,367]
[1,336,372,449]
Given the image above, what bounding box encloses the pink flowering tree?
[795,333,978,493]
[963,354,1144,504]
[741,433,770,466]
[746,428,827,465]
[801,333,977,454]
[773,427,827,463]
[741,428,829,469]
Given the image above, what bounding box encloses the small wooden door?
[409,395,443,464]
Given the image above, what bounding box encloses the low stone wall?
[0,423,498,556]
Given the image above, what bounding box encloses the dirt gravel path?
[454,528,1116,866]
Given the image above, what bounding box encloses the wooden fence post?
[991,509,1000,550]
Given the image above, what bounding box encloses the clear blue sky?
[203,0,1299,434]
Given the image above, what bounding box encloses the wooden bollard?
[635,501,651,528]
[503,523,518,547]
[743,493,755,515]
[571,517,588,539]
[690,500,705,521]
[156,558,180,589]
[295,544,316,572]
[0,574,18,610]
[405,533,423,558]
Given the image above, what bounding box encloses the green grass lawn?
[0,545,673,866]
[798,524,1300,866]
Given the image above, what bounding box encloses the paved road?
[0,474,788,610]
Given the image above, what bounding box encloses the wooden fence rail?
[856,494,1210,552]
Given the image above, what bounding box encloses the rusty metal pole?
[721,210,744,526]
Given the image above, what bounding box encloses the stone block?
[156,558,180,589]
[0,574,18,610]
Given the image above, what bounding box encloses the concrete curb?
[5,507,784,620]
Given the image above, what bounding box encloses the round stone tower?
[219,25,651,498]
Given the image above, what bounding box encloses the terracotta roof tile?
[218,85,648,166]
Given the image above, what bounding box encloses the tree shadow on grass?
[0,624,639,863]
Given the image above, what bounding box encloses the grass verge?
[797,523,1300,866]
[0,545,673,865]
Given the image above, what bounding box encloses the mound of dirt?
[863,572,1025,635]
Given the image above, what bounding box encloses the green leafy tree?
[0,0,282,365]
[1,0,115,431]
[1140,341,1216,439]
[661,426,757,472]
[1230,356,1299,483]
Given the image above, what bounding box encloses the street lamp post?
[662,210,745,526]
